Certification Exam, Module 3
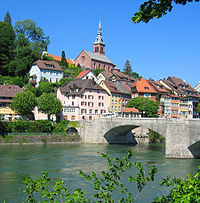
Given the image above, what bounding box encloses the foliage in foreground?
[132,0,200,23]
[22,149,200,202]
[23,149,158,202]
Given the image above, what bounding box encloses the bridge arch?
[66,127,78,135]
[104,124,164,144]
[188,141,200,158]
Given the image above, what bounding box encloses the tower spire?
[93,19,105,55]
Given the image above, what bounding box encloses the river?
[0,143,199,202]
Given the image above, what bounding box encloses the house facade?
[76,70,97,82]
[0,85,22,121]
[195,82,200,92]
[29,60,63,86]
[57,79,109,121]
[160,77,200,119]
[98,80,130,116]
[75,21,115,71]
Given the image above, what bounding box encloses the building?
[122,107,141,118]
[97,68,135,84]
[160,76,200,119]
[29,60,63,86]
[76,70,97,82]
[132,78,158,101]
[57,79,109,121]
[0,85,22,121]
[195,82,200,92]
[43,53,74,65]
[148,80,170,118]
[75,21,115,71]
[98,80,130,115]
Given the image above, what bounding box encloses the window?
[144,93,151,97]
[71,115,75,120]
[81,101,87,106]
[99,96,104,100]
[72,96,76,99]
[56,78,59,82]
[88,102,93,107]
[81,109,87,114]
[144,87,149,90]
[89,109,92,114]
[95,47,99,52]
[81,95,87,99]
[88,95,93,99]
[72,102,74,106]
[95,109,98,114]
[99,102,104,107]
[45,64,55,68]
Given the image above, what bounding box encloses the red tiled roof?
[133,78,157,93]
[33,60,63,72]
[123,107,141,113]
[149,81,169,93]
[76,70,90,79]
[0,85,22,98]
[47,53,74,64]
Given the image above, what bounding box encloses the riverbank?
[0,134,81,144]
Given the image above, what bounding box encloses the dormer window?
[45,64,55,68]
[144,87,149,90]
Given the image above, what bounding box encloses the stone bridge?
[77,118,200,159]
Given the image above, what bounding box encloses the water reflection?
[0,143,199,202]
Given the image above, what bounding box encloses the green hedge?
[52,120,70,132]
[0,120,75,135]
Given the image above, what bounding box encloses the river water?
[0,143,199,202]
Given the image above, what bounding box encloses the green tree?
[37,93,62,120]
[4,11,12,25]
[133,0,200,23]
[126,97,159,117]
[10,19,50,77]
[123,60,132,77]
[11,91,37,117]
[132,72,140,79]
[14,19,49,53]
[36,82,54,97]
[60,50,68,67]
[0,21,15,75]
[94,68,103,77]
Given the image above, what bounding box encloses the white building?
[195,82,200,92]
[29,60,63,86]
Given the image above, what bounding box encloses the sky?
[1,0,200,87]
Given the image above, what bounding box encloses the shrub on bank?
[53,120,70,132]
[149,130,165,143]
[0,120,78,135]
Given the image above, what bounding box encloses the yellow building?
[0,85,22,121]
[99,80,130,115]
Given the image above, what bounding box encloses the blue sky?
[1,0,200,86]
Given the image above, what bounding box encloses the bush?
[0,121,7,136]
[149,130,165,143]
[34,120,53,132]
[53,120,70,132]
[9,120,30,133]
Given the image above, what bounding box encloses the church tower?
[93,20,105,55]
